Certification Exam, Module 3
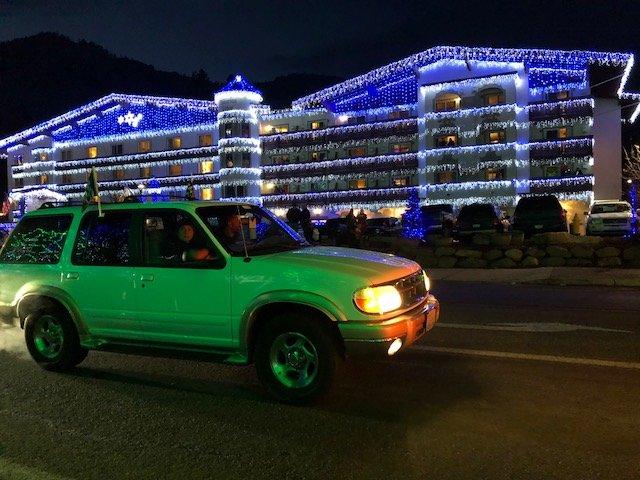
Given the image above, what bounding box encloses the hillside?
[0,32,343,139]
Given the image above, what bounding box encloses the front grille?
[602,219,627,225]
[395,271,427,309]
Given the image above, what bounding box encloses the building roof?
[216,74,262,95]
[292,46,634,110]
[0,94,217,150]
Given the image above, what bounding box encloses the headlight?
[353,285,402,314]
[423,270,431,292]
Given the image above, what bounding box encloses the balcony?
[528,175,594,195]
[527,98,593,122]
[262,186,414,207]
[261,154,419,180]
[528,137,593,160]
[261,119,418,151]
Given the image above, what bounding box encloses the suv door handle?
[65,272,79,280]
[140,274,154,282]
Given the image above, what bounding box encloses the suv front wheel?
[255,314,337,404]
[24,309,88,371]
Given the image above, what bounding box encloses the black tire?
[24,309,88,371]
[255,314,338,405]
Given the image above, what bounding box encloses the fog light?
[387,338,403,356]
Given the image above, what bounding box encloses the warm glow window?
[347,146,366,157]
[86,146,98,158]
[138,140,151,153]
[200,161,214,174]
[168,137,182,149]
[310,151,327,161]
[349,179,366,189]
[200,188,213,200]
[199,134,212,147]
[113,169,125,180]
[274,125,289,133]
[435,135,458,148]
[545,127,569,140]
[169,164,182,176]
[485,168,506,181]
[434,93,461,112]
[488,130,506,144]
[436,170,456,184]
[310,121,325,130]
[392,177,409,186]
[140,167,152,178]
[391,143,412,153]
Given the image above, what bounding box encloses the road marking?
[436,322,634,333]
[410,345,640,370]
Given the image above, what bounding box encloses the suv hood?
[269,246,421,285]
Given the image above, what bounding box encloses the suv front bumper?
[338,294,439,356]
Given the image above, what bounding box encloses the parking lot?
[0,282,638,479]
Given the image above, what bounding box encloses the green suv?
[0,201,439,403]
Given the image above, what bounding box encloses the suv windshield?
[197,204,307,256]
[591,203,630,214]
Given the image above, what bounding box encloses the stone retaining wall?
[368,232,640,269]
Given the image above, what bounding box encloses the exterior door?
[62,210,138,338]
[133,209,232,348]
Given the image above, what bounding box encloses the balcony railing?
[527,98,594,121]
[528,137,593,160]
[261,119,418,151]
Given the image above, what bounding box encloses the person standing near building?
[300,204,312,241]
[286,203,302,230]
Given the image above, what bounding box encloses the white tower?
[214,75,263,200]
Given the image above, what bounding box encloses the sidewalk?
[427,267,640,287]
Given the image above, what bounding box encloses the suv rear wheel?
[24,309,88,371]
[255,314,337,404]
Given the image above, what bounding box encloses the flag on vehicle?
[83,167,103,217]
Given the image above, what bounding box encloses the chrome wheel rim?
[33,315,64,359]
[269,332,319,389]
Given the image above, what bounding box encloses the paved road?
[0,283,638,480]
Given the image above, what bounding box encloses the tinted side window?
[72,212,133,266]
[0,215,72,264]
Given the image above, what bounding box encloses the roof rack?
[37,195,196,210]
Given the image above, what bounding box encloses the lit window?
[86,146,98,158]
[485,168,505,181]
[347,146,366,157]
[38,153,48,161]
[113,169,125,180]
[140,167,152,178]
[349,179,366,189]
[274,124,289,133]
[200,161,214,174]
[434,93,461,112]
[169,165,182,176]
[201,188,213,200]
[272,155,289,165]
[549,90,570,101]
[39,173,48,184]
[545,127,569,140]
[435,135,458,148]
[392,177,408,186]
[168,137,182,149]
[138,140,151,153]
[391,143,411,153]
[199,134,212,147]
[310,151,326,161]
[488,130,506,144]
[310,121,325,130]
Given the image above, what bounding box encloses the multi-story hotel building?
[1,46,638,219]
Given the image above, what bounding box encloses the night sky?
[1,0,639,86]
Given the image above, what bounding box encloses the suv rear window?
[591,203,630,214]
[72,212,133,266]
[516,196,561,213]
[0,215,73,264]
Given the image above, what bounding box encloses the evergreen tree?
[402,189,424,239]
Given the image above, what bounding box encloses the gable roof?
[0,94,217,150]
[292,46,634,110]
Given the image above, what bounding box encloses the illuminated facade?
[1,46,638,217]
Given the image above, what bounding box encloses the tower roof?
[217,74,262,95]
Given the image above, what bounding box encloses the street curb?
[427,267,640,288]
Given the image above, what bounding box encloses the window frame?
[71,210,136,267]
[0,214,73,265]
[137,209,226,270]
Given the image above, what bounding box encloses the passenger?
[177,222,213,261]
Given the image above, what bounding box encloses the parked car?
[585,200,634,236]
[453,203,500,237]
[420,204,454,237]
[318,217,349,243]
[0,201,439,404]
[366,217,402,236]
[512,195,568,236]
